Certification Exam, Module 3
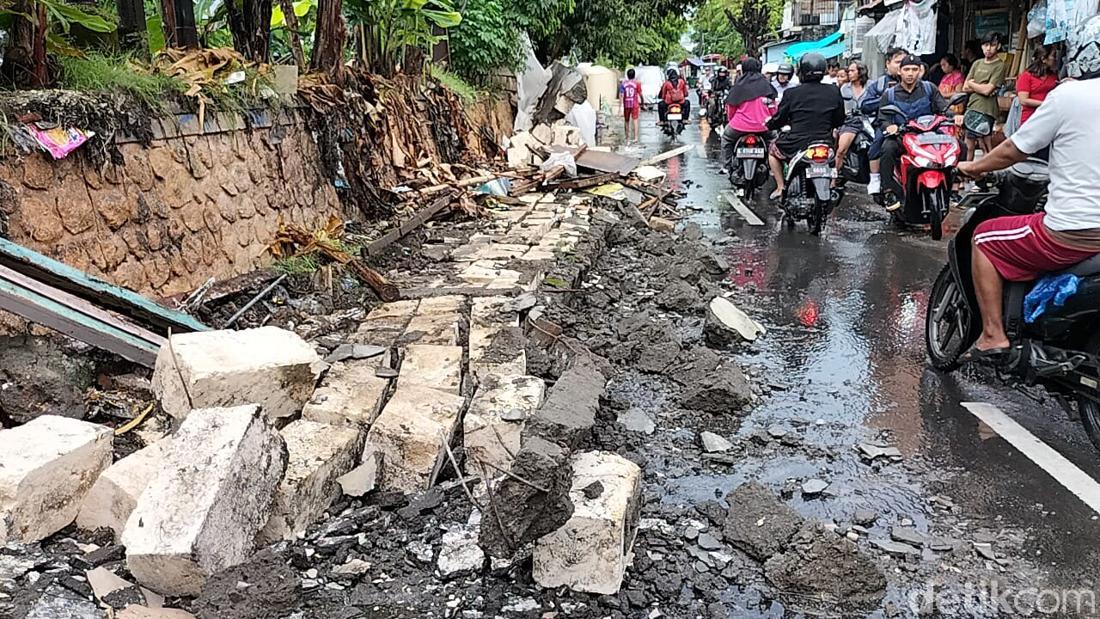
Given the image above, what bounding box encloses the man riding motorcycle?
[878,55,951,211]
[658,68,691,127]
[956,16,1100,365]
[713,66,732,93]
[766,53,846,201]
[773,63,799,101]
[860,47,909,195]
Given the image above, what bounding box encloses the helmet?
[777,63,795,76]
[798,53,827,82]
[1064,15,1100,78]
[717,66,729,75]
[763,62,779,75]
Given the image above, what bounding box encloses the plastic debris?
[1024,273,1080,323]
[25,123,94,159]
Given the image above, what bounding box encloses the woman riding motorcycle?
[720,58,777,174]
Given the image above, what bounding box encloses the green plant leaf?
[421,8,460,27]
[41,0,115,32]
[46,31,85,57]
[147,14,166,52]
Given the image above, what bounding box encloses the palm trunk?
[310,0,346,76]
[277,0,306,67]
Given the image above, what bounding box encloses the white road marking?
[722,190,765,226]
[961,401,1100,515]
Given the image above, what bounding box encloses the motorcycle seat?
[1062,253,1100,277]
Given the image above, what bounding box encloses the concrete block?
[532,451,642,594]
[77,440,172,540]
[416,295,464,315]
[402,312,461,346]
[259,420,363,543]
[400,345,462,395]
[151,327,321,421]
[0,416,112,544]
[122,405,287,596]
[464,374,546,476]
[302,357,392,427]
[364,387,465,493]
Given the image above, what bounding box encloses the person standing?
[621,68,643,145]
[719,58,777,174]
[1016,45,1059,126]
[962,32,1007,162]
[938,53,964,98]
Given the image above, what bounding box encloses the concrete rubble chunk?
[364,387,466,493]
[464,374,546,476]
[86,567,156,609]
[400,345,463,395]
[151,327,322,420]
[302,356,392,427]
[704,296,766,346]
[402,312,461,346]
[526,355,607,449]
[764,524,887,614]
[117,607,197,619]
[337,451,381,497]
[258,419,363,543]
[533,451,643,595]
[437,524,485,579]
[77,440,171,540]
[699,431,733,453]
[0,415,113,544]
[25,583,104,619]
[722,482,805,561]
[122,405,288,597]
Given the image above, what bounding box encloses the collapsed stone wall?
[0,114,341,298]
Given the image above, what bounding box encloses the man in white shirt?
[958,16,1100,360]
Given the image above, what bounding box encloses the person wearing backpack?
[621,68,643,144]
[658,68,690,128]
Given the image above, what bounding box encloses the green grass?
[273,254,320,275]
[57,54,186,108]
[429,65,479,105]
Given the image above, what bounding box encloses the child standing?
[962,32,1006,161]
[621,69,643,145]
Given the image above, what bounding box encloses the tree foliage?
[723,0,782,56]
[448,0,523,84]
[689,0,744,58]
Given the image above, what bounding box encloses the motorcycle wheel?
[1074,334,1100,452]
[809,198,826,236]
[925,264,972,371]
[927,188,946,241]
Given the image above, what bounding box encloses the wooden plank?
[642,144,693,166]
[0,237,207,334]
[366,191,455,258]
[575,149,641,175]
[548,171,620,191]
[0,267,161,366]
[722,190,765,226]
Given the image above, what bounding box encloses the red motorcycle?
[880,94,967,240]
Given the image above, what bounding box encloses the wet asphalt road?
[612,103,1100,611]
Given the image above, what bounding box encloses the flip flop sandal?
[959,345,1009,366]
[769,190,783,201]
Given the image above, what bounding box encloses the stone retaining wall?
[0,111,341,298]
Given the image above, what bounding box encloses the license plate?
[807,165,835,178]
[917,133,956,145]
[736,148,765,158]
[668,113,682,121]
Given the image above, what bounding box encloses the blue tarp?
[785,31,845,61]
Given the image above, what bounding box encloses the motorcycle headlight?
[914,156,932,168]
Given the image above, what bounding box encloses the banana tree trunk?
[117,0,149,54]
[4,0,48,88]
[276,0,306,67]
[160,0,199,48]
[226,0,273,62]
[310,0,345,76]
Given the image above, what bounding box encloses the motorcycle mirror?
[948,92,970,107]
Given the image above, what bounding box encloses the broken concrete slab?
[399,345,463,395]
[363,387,466,493]
[86,567,158,609]
[323,344,386,364]
[336,451,381,497]
[722,482,805,561]
[699,431,733,453]
[302,357,392,427]
[526,355,607,450]
[401,312,461,346]
[25,583,104,619]
[469,297,527,380]
[464,374,546,476]
[123,405,287,597]
[0,415,112,544]
[258,419,363,543]
[533,451,642,595]
[117,607,197,619]
[681,364,753,414]
[151,327,321,421]
[764,524,887,614]
[704,297,766,346]
[77,440,171,540]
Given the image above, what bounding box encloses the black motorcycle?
[838,111,874,186]
[924,158,1100,450]
[729,133,769,201]
[708,88,728,127]
[781,141,840,235]
[663,102,686,137]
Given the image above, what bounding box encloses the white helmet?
[1064,15,1100,78]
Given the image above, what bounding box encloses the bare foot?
[974,334,1010,352]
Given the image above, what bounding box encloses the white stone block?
[364,387,465,493]
[464,375,545,476]
[400,345,462,395]
[151,327,321,421]
[533,451,642,595]
[122,405,287,596]
[403,312,461,346]
[302,358,391,427]
[77,440,171,540]
[258,419,362,543]
[0,416,112,544]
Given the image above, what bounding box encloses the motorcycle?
[729,133,769,201]
[879,93,968,240]
[924,158,1100,451]
[781,141,839,235]
[708,87,728,127]
[664,103,686,137]
[838,112,874,186]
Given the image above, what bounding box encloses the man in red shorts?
[957,16,1100,363]
[621,68,642,145]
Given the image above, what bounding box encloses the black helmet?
[798,53,827,82]
[776,63,794,76]
[717,66,729,75]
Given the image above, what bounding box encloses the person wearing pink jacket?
[720,58,777,174]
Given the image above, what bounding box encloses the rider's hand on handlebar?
[885,124,899,136]
[957,161,986,179]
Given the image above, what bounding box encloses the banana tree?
[343,0,461,76]
[1,0,115,86]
